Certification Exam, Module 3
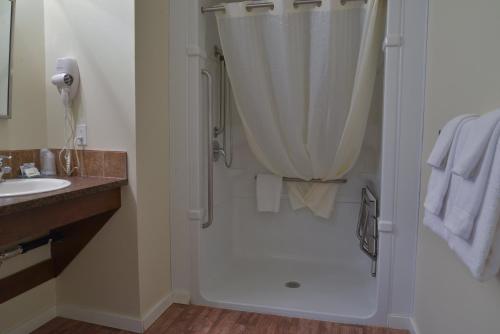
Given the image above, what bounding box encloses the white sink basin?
[0,178,71,198]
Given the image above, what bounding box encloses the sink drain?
[285,281,301,289]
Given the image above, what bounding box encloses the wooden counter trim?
[0,188,121,247]
[0,177,127,217]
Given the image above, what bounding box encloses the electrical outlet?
[76,124,87,146]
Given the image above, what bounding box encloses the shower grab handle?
[202,69,214,229]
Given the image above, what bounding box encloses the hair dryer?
[51,58,80,107]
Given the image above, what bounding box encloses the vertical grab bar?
[201,69,214,229]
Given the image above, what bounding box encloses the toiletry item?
[20,163,41,178]
[40,149,56,176]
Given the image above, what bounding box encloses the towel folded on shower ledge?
[424,110,500,281]
[256,174,283,213]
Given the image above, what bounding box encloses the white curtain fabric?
[216,0,385,218]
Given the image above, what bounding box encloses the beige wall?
[0,1,53,333]
[42,0,142,318]
[1,0,172,331]
[135,0,172,315]
[0,247,53,333]
[0,281,55,334]
[0,0,46,149]
[415,1,500,334]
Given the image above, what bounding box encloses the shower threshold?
[199,256,377,320]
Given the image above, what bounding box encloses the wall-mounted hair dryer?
[51,58,80,107]
[51,58,81,176]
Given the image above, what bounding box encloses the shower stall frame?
[169,0,429,332]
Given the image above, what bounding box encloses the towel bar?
[254,175,347,184]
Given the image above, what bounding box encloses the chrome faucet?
[0,155,12,182]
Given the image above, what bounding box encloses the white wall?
[415,1,500,334]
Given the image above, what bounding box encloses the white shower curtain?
[216,0,385,218]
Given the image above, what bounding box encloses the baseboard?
[171,290,191,304]
[387,314,420,334]
[142,290,190,330]
[57,304,144,333]
[56,290,189,333]
[6,306,57,334]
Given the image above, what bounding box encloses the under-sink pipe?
[0,233,61,264]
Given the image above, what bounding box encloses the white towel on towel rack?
[424,116,476,216]
[444,113,500,239]
[256,174,283,213]
[424,119,500,281]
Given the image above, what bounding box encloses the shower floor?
[201,256,377,319]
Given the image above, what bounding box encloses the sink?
[0,178,71,198]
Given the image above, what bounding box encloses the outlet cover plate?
[76,124,87,146]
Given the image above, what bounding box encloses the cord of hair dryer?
[59,105,81,176]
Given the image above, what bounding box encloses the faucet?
[0,155,12,182]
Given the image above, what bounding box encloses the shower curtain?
[216,0,385,218]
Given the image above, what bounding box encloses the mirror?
[0,0,14,119]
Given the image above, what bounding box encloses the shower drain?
[285,281,301,289]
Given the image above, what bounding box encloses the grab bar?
[202,69,214,229]
[254,175,347,184]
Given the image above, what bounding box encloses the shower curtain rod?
[201,0,367,14]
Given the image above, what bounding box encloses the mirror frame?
[0,0,16,120]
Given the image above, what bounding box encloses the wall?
[43,0,141,319]
[0,1,52,333]
[0,248,54,333]
[414,1,500,333]
[0,0,46,149]
[1,0,172,331]
[135,0,172,316]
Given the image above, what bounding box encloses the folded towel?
[424,116,476,215]
[444,120,500,239]
[427,114,477,168]
[453,109,500,178]
[256,174,283,213]
[449,134,500,280]
[424,121,500,281]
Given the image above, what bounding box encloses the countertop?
[0,176,128,217]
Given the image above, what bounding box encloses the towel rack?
[255,175,347,184]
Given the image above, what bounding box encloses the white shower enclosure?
[169,0,428,330]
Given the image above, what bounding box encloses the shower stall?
[169,0,428,328]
